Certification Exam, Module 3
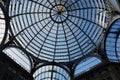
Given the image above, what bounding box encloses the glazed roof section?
[106,18,120,62]
[9,0,107,63]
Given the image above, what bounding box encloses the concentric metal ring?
[50,5,68,23]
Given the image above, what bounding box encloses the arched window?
[3,46,31,72]
[74,57,101,76]
[33,65,70,80]
[105,18,120,62]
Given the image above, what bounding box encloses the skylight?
[106,18,120,62]
[3,46,32,72]
[74,57,101,76]
[33,65,70,80]
[9,0,107,62]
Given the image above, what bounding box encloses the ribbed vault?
[8,0,106,63]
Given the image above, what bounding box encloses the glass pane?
[74,57,101,76]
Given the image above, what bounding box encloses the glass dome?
[0,5,6,44]
[9,0,106,62]
[33,65,70,80]
[3,46,32,72]
[105,18,120,62]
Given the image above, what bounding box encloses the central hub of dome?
[50,5,68,23]
[57,6,64,15]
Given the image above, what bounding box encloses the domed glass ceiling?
[9,0,106,62]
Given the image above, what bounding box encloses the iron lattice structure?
[8,0,106,63]
[0,0,120,80]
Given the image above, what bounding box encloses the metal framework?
[8,0,107,63]
[0,0,119,80]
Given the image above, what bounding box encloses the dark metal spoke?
[48,0,54,7]
[64,21,84,57]
[66,0,79,8]
[53,23,59,62]
[61,23,70,61]
[38,22,55,57]
[66,18,97,47]
[68,14,103,28]
[10,12,50,18]
[67,7,107,12]
[14,16,51,38]
[28,0,51,10]
[63,0,69,6]
[25,20,52,49]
